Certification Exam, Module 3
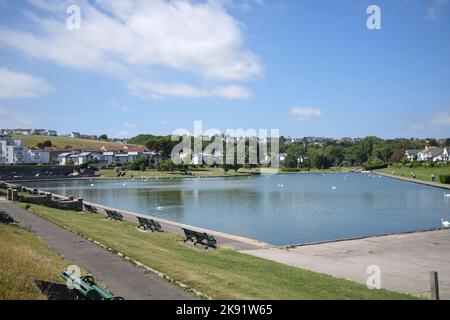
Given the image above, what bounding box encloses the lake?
[24,173,450,246]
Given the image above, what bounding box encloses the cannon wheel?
[81,275,95,286]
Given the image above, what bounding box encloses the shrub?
[439,175,450,184]
[364,163,388,171]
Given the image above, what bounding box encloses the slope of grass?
[23,203,417,300]
[377,166,450,183]
[0,223,70,300]
[12,134,125,150]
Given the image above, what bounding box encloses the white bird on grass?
[442,219,450,228]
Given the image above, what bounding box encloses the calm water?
[24,174,450,245]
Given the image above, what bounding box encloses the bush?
[439,175,450,184]
[364,163,388,171]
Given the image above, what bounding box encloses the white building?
[417,147,449,162]
[28,149,50,164]
[0,136,49,164]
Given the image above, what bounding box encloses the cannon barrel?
[60,269,124,300]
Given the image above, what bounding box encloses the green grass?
[12,134,126,150]
[22,203,416,300]
[0,223,71,300]
[377,166,450,184]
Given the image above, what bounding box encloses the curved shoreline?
[376,171,450,190]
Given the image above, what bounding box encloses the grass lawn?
[0,223,71,300]
[12,134,126,150]
[100,167,258,179]
[22,203,416,300]
[377,166,450,184]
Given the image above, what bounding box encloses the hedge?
[364,163,388,171]
[439,175,450,184]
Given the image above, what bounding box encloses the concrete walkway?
[241,229,450,299]
[377,172,450,190]
[0,199,195,300]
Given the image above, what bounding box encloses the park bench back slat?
[137,217,162,232]
[105,209,123,221]
[182,228,217,249]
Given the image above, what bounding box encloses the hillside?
[12,135,126,150]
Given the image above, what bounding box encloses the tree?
[146,136,180,159]
[99,134,108,140]
[156,159,175,172]
[127,157,149,171]
[309,149,331,169]
[390,149,405,164]
[37,140,52,149]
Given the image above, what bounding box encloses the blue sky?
[0,0,449,139]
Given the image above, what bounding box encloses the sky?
[0,0,449,139]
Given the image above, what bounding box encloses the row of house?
[405,146,449,162]
[57,151,156,165]
[0,128,57,136]
[0,136,50,164]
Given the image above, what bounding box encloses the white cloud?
[115,130,130,139]
[430,110,450,126]
[290,106,323,121]
[426,0,449,21]
[160,120,168,126]
[0,106,36,127]
[0,0,262,100]
[0,68,53,99]
[128,80,251,100]
[123,122,136,129]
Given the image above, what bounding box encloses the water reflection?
[24,173,450,245]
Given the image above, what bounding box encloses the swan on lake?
[332,185,337,190]
[442,219,450,228]
[444,193,450,198]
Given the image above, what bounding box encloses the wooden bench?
[137,217,162,232]
[182,228,217,249]
[105,210,123,221]
[0,210,14,224]
[84,204,98,214]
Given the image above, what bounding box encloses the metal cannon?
[60,269,124,300]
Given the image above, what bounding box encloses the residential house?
[31,129,47,136]
[0,136,49,164]
[415,146,449,162]
[70,132,81,139]
[57,153,72,165]
[47,130,58,136]
[405,149,421,161]
[28,149,50,164]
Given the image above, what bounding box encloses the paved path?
[241,229,450,299]
[83,201,270,251]
[377,172,450,190]
[0,199,195,300]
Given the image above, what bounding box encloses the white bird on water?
[277,184,284,188]
[442,219,450,228]
[90,183,94,187]
[331,185,337,190]
[444,193,450,198]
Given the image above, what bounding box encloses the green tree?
[99,134,108,140]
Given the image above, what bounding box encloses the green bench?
[0,210,14,224]
[137,217,162,232]
[105,209,123,221]
[182,228,217,249]
[84,204,98,214]
[60,269,124,300]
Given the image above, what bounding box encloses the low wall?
[0,165,95,181]
[0,180,84,211]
